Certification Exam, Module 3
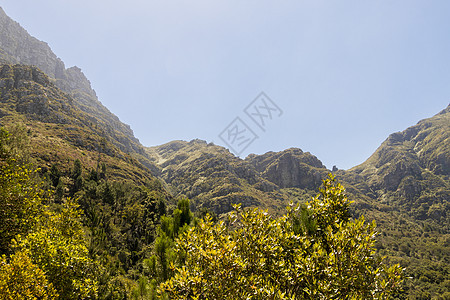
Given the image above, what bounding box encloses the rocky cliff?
[0,7,143,155]
[346,105,449,222]
[246,148,327,190]
[0,63,158,184]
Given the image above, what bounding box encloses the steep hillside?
[0,7,145,156]
[0,63,157,184]
[0,62,173,297]
[338,106,450,298]
[347,105,449,224]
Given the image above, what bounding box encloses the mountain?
[146,140,331,216]
[0,8,171,296]
[0,63,157,184]
[345,105,449,224]
[0,7,147,157]
[0,6,448,298]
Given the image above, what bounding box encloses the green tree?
[13,199,98,299]
[0,128,42,253]
[49,164,61,187]
[0,250,58,300]
[144,198,193,285]
[71,159,83,195]
[159,174,403,299]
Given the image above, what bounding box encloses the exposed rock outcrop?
[0,7,142,155]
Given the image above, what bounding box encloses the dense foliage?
[0,127,97,299]
[0,250,58,299]
[0,127,169,298]
[159,175,403,299]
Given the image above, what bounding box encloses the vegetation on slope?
[0,63,172,298]
[1,128,405,298]
[160,175,403,299]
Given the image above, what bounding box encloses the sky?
[1,0,449,169]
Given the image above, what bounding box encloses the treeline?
[0,126,404,299]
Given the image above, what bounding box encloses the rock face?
[0,7,142,155]
[246,148,327,190]
[347,105,449,221]
[146,141,329,215]
[0,63,160,185]
[0,7,65,79]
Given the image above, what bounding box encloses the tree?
[13,199,98,299]
[159,174,403,299]
[70,159,83,195]
[0,128,43,253]
[148,198,193,282]
[0,250,58,300]
[49,164,61,187]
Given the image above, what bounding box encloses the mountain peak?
[0,6,144,154]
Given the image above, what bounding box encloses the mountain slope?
[0,7,145,156]
[146,139,290,215]
[0,62,161,185]
[347,105,449,224]
[0,62,173,297]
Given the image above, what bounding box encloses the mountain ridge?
[0,6,145,156]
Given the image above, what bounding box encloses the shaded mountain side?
[0,7,145,157]
[344,105,449,224]
[0,63,163,187]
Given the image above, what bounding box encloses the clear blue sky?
[1,0,449,169]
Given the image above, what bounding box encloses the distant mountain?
[147,140,285,215]
[146,140,336,216]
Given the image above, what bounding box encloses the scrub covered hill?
[146,140,329,216]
